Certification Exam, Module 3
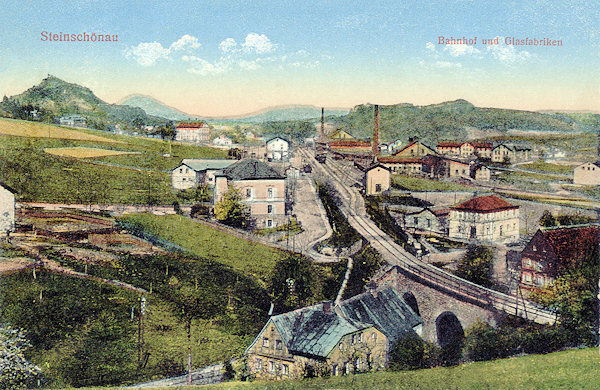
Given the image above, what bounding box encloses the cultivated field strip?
[299,147,556,324]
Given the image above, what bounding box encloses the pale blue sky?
[0,0,598,116]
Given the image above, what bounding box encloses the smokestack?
[321,107,325,141]
[372,104,380,160]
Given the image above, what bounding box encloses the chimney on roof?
[322,300,333,314]
[320,107,325,141]
[372,104,380,160]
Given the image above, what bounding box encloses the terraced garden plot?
[0,117,123,143]
[44,146,139,159]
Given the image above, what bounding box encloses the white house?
[171,159,236,190]
[59,115,86,127]
[0,182,16,235]
[266,137,290,161]
[448,195,519,243]
[175,122,210,144]
[573,161,600,185]
[213,135,234,147]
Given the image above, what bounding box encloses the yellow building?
[364,164,391,195]
[245,288,422,380]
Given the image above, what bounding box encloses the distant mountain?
[0,76,166,129]
[222,105,349,122]
[331,99,597,144]
[118,97,349,123]
[119,95,198,121]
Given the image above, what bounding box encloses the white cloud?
[182,55,228,75]
[127,34,201,66]
[170,34,201,51]
[444,43,480,57]
[238,59,260,70]
[242,33,275,54]
[126,41,171,66]
[486,40,531,63]
[435,61,462,69]
[219,38,237,53]
[426,42,436,52]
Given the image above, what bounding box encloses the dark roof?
[0,181,17,194]
[452,195,518,213]
[217,158,284,180]
[338,288,422,344]
[266,136,290,144]
[365,163,391,172]
[178,159,235,172]
[538,225,599,265]
[378,157,424,164]
[272,307,372,359]
[246,287,422,359]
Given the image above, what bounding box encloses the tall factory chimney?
[320,107,325,142]
[372,104,380,160]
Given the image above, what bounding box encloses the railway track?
[299,147,556,324]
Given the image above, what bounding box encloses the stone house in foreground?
[171,159,236,190]
[245,288,422,380]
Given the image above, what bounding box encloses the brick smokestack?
[372,104,380,159]
[321,107,325,141]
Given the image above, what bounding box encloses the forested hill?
[330,100,596,143]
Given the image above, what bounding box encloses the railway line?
[299,147,556,324]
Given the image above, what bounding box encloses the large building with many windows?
[213,159,286,228]
[448,195,519,243]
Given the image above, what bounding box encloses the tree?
[214,185,250,228]
[464,320,503,361]
[454,245,494,288]
[0,324,41,389]
[269,255,319,309]
[539,210,556,227]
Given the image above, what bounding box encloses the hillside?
[119,95,198,121]
[1,75,167,129]
[0,118,229,203]
[331,100,597,144]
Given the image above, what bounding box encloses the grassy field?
[0,119,230,204]
[118,214,286,282]
[519,161,575,175]
[0,117,122,143]
[73,347,600,389]
[44,146,139,158]
[392,175,474,192]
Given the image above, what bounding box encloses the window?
[246,188,252,199]
[413,217,418,225]
[268,188,274,199]
[375,184,382,192]
[269,361,275,374]
[276,340,283,350]
[282,364,289,375]
[255,358,262,370]
[372,333,377,342]
[262,337,269,347]
[267,219,273,228]
[332,364,338,376]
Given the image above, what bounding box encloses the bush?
[389,334,425,371]
[464,320,503,361]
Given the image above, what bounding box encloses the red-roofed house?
[448,195,519,242]
[175,122,210,144]
[520,225,598,289]
[392,141,436,158]
[437,142,493,158]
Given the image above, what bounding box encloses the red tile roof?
[541,225,599,266]
[378,157,424,164]
[452,195,518,213]
[437,142,462,148]
[177,122,207,128]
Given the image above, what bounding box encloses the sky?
[0,0,598,116]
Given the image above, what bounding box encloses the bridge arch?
[402,291,420,316]
[435,311,464,347]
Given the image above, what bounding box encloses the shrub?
[389,334,425,371]
[464,320,503,361]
